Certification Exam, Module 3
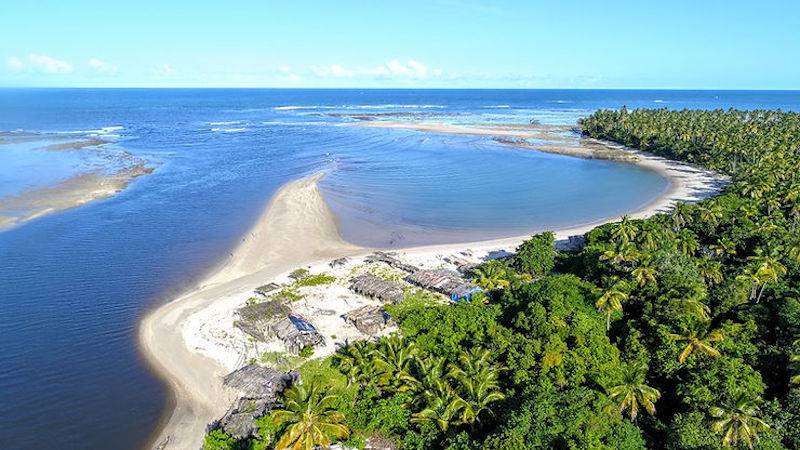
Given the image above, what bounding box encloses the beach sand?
[139,174,362,450]
[140,137,727,449]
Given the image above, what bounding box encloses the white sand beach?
[139,138,726,450]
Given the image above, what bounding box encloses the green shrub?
[299,345,315,358]
[202,429,236,450]
[511,232,555,276]
[295,273,336,287]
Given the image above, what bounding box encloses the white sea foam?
[654,99,665,103]
[275,104,444,111]
[210,127,248,133]
[53,126,124,136]
[207,120,245,126]
[261,121,328,126]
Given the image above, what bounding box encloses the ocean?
[1,89,799,449]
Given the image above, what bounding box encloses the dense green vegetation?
[205,108,800,449]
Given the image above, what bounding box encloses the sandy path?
[139,137,726,449]
[139,174,362,450]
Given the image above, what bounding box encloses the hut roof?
[274,314,324,353]
[234,300,292,341]
[220,365,298,439]
[254,282,281,296]
[223,364,296,398]
[405,269,481,300]
[343,305,392,334]
[349,273,406,303]
[364,251,420,273]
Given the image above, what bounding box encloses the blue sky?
[2,0,798,89]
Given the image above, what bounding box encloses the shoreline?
[139,137,726,449]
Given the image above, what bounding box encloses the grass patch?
[294,273,336,287]
[259,351,304,371]
[297,356,353,395]
[289,268,309,279]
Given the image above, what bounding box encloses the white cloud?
[28,54,73,73]
[311,59,442,80]
[6,54,73,74]
[152,64,175,77]
[88,57,118,75]
[6,56,24,72]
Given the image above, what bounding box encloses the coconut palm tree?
[698,259,724,285]
[632,265,657,287]
[600,244,640,269]
[370,334,418,392]
[671,202,693,230]
[710,238,737,258]
[448,348,506,425]
[606,362,661,421]
[611,215,639,245]
[410,386,468,432]
[747,253,787,303]
[698,203,724,227]
[271,384,350,450]
[709,394,770,449]
[790,339,800,386]
[333,340,373,386]
[670,322,725,363]
[676,229,700,256]
[596,287,629,331]
[470,260,510,291]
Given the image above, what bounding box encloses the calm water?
[1,89,799,449]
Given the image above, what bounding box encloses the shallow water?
[1,89,799,449]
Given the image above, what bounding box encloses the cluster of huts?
[350,254,483,303]
[235,251,482,355]
[234,299,324,354]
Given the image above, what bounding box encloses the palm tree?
[448,348,506,425]
[271,384,350,450]
[410,387,467,432]
[710,238,737,258]
[470,261,510,291]
[632,265,657,287]
[670,322,725,363]
[671,202,693,230]
[698,203,724,226]
[611,215,639,244]
[676,229,700,256]
[333,340,373,386]
[698,259,724,285]
[370,335,418,392]
[606,362,661,421]
[709,394,770,449]
[747,254,787,303]
[596,287,629,331]
[600,244,640,269]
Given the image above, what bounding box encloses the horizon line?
[2,86,800,92]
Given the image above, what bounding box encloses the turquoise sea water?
[0,89,799,449]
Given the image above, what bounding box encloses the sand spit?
[139,174,362,450]
[140,136,726,449]
[0,164,152,231]
[353,120,569,141]
[0,134,153,232]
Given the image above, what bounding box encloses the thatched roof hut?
[218,365,297,439]
[405,269,482,302]
[273,314,324,354]
[364,251,419,273]
[234,300,291,341]
[343,305,392,334]
[349,273,405,303]
[254,282,281,297]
